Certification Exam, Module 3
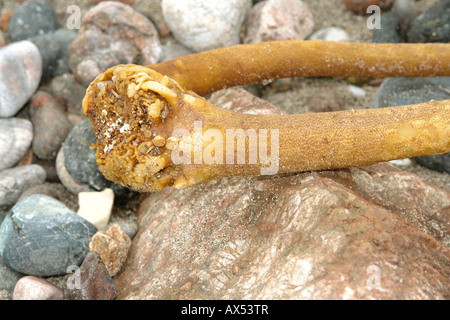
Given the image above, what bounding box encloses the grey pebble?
[407,0,450,43]
[0,118,33,171]
[0,194,97,277]
[0,41,42,118]
[0,165,47,206]
[8,0,58,42]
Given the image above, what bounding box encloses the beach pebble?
[0,41,42,118]
[65,252,117,300]
[413,154,450,175]
[373,77,450,174]
[109,218,138,240]
[29,91,72,160]
[373,77,450,108]
[13,276,64,300]
[0,256,22,294]
[162,0,251,52]
[30,33,60,81]
[89,224,132,277]
[8,0,58,42]
[69,1,162,86]
[0,194,97,276]
[243,0,314,43]
[309,27,350,42]
[407,0,450,43]
[31,29,77,81]
[348,84,366,98]
[0,165,47,206]
[77,188,115,229]
[0,118,33,171]
[49,29,78,77]
[56,147,92,195]
[343,0,395,14]
[62,119,112,191]
[372,12,401,43]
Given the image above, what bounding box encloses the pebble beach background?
[0,0,449,300]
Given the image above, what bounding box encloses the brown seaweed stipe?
[83,40,450,193]
[83,63,449,193]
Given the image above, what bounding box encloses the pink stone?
[243,0,314,44]
[13,276,63,300]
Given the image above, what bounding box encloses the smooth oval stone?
[373,77,450,108]
[163,0,251,52]
[69,1,162,86]
[8,0,58,42]
[407,1,450,43]
[29,91,72,160]
[309,27,350,42]
[0,194,98,277]
[0,41,42,118]
[0,164,47,206]
[63,119,111,191]
[0,118,33,171]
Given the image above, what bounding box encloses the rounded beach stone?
[243,0,314,44]
[0,164,47,206]
[373,77,450,108]
[0,118,33,171]
[162,0,252,52]
[8,0,58,42]
[63,118,112,191]
[407,0,450,43]
[77,188,115,229]
[0,194,98,277]
[0,41,42,118]
[309,27,350,42]
[69,1,162,86]
[89,224,131,277]
[29,91,72,160]
[13,276,64,300]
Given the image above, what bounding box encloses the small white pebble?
[348,85,366,98]
[77,188,115,229]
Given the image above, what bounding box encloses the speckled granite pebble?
[0,165,46,206]
[0,118,33,171]
[0,41,42,118]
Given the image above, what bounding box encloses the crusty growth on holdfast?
[82,41,450,192]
